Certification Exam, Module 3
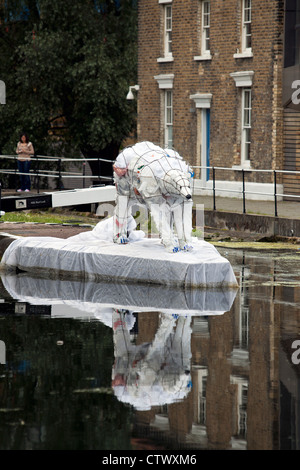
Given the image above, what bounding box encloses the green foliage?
[0,0,138,164]
[1,208,98,224]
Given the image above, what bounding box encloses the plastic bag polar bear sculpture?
[113,141,194,253]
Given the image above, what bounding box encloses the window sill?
[233,51,253,59]
[232,163,252,170]
[194,54,212,61]
[157,56,174,63]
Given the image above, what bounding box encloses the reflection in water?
[112,309,192,411]
[0,246,300,449]
[0,274,237,317]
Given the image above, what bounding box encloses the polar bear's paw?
[180,242,193,252]
[164,244,180,253]
[113,234,129,244]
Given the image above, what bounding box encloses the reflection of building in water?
[132,253,296,450]
[230,376,248,444]
[232,264,250,359]
[1,252,299,449]
[132,309,249,449]
[230,264,250,448]
[197,367,207,426]
[276,276,300,450]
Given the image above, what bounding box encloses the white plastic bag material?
[0,217,238,288]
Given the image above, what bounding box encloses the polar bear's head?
[161,169,192,200]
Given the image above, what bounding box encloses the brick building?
[134,0,299,200]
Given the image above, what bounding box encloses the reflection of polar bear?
[112,309,192,411]
[113,141,194,253]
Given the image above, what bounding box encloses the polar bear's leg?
[172,315,192,369]
[113,194,132,244]
[182,200,193,243]
[162,204,180,252]
[173,200,193,251]
[150,202,179,253]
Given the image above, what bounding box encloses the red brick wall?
[137,0,284,182]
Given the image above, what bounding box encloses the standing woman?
[16,133,34,192]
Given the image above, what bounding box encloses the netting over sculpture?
[113,141,194,253]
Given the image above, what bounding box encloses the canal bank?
[192,195,300,241]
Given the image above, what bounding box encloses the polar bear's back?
[124,142,190,180]
[115,141,163,169]
[115,141,188,166]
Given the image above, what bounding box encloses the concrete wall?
[204,209,300,237]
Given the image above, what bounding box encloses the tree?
[0,0,138,179]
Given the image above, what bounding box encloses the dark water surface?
[0,246,299,450]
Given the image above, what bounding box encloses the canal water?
[0,245,299,451]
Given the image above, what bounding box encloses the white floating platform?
[0,218,238,288]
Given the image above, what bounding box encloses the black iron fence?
[0,154,114,192]
[192,165,300,217]
[0,155,300,217]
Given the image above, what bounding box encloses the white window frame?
[157,0,174,63]
[196,367,208,425]
[230,71,254,169]
[154,74,174,148]
[164,4,172,58]
[165,90,173,148]
[242,0,252,53]
[230,376,249,440]
[241,89,251,167]
[201,1,210,56]
[194,0,212,61]
[234,0,253,58]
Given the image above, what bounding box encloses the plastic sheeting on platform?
[0,217,238,288]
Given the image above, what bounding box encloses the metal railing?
[0,155,300,217]
[191,165,300,217]
[0,154,114,192]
